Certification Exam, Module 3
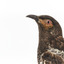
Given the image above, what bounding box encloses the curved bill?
[26,15,39,22]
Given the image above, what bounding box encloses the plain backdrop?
[0,0,64,64]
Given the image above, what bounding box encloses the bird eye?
[46,20,51,24]
[47,21,49,24]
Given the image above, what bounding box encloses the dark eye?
[47,21,49,24]
[46,20,52,24]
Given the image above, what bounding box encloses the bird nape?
[26,15,64,64]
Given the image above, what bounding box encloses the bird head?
[26,15,62,38]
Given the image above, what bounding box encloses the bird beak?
[26,15,39,22]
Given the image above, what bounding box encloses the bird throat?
[38,25,52,53]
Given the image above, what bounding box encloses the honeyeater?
[26,15,64,64]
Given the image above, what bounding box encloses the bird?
[26,15,64,64]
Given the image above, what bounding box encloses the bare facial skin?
[39,19,53,30]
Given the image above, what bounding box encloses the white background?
[0,0,64,64]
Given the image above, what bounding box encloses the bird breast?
[40,46,64,64]
[48,47,64,59]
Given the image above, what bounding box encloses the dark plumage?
[26,15,64,64]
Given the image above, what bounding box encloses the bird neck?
[38,25,62,43]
